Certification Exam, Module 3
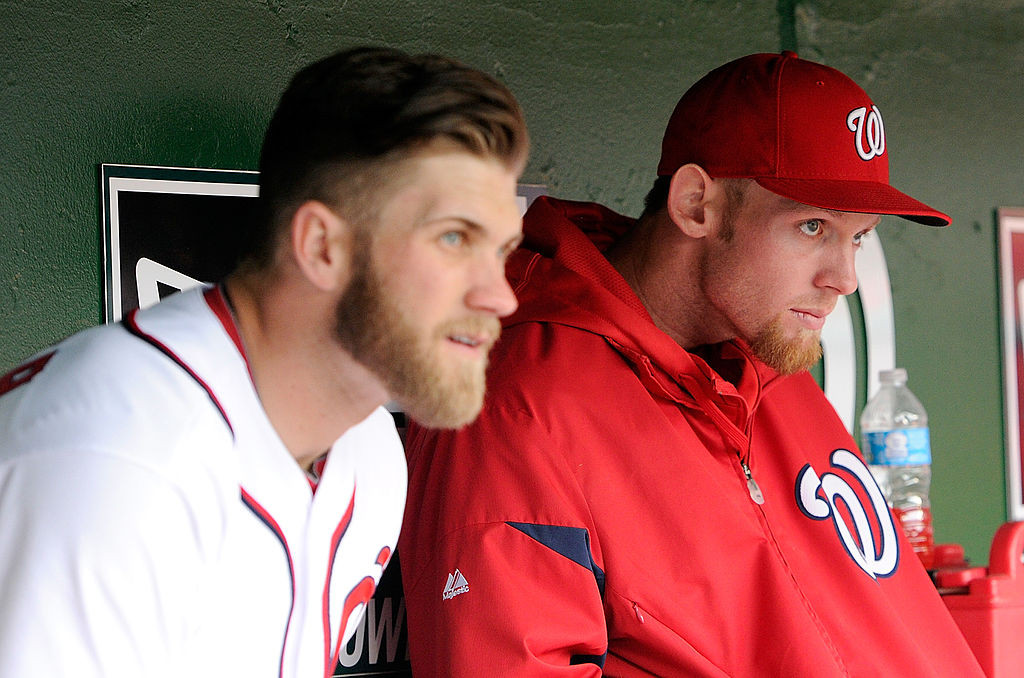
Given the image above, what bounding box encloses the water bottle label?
[864,428,931,465]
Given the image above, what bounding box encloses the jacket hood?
[505,196,780,418]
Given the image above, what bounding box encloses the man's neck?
[606,213,731,351]
[223,273,389,470]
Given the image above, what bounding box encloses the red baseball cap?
[657,51,950,226]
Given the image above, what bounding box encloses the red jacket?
[399,197,982,677]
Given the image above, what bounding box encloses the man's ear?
[289,200,354,292]
[666,164,721,238]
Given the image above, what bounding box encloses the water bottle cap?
[879,367,908,383]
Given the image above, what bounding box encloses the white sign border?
[100,164,261,322]
[998,208,1024,522]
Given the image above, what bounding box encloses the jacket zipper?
[740,414,764,505]
[677,373,765,505]
[740,457,764,505]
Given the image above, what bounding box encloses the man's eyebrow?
[421,214,484,231]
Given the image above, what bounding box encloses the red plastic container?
[937,522,1024,678]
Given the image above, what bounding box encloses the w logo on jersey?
[795,449,900,579]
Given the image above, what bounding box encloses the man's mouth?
[449,333,485,348]
[441,316,502,355]
[791,308,829,331]
[445,330,498,355]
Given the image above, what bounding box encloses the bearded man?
[397,52,984,677]
[0,46,528,678]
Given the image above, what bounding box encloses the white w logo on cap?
[847,105,886,161]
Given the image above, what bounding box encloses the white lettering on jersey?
[795,449,900,579]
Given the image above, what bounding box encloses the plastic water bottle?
[860,368,934,569]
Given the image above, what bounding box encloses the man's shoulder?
[487,319,627,402]
[405,320,640,470]
[757,370,854,451]
[334,406,406,484]
[0,315,232,470]
[764,369,833,403]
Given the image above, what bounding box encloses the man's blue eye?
[799,220,822,236]
[440,231,466,247]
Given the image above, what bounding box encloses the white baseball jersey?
[0,285,407,678]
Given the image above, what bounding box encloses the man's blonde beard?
[750,315,823,375]
[334,246,498,429]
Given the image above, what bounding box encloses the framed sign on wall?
[997,207,1024,522]
[101,164,260,322]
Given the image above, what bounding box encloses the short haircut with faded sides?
[242,46,530,270]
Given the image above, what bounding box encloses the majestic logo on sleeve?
[442,569,470,600]
[847,105,886,161]
[795,449,900,579]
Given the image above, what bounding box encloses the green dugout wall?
[2,1,1022,571]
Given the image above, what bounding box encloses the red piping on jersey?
[327,546,391,675]
[322,488,357,674]
[204,285,255,381]
[122,308,234,437]
[240,487,297,678]
[0,351,56,396]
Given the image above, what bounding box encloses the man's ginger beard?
[749,319,823,376]
[333,235,499,429]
